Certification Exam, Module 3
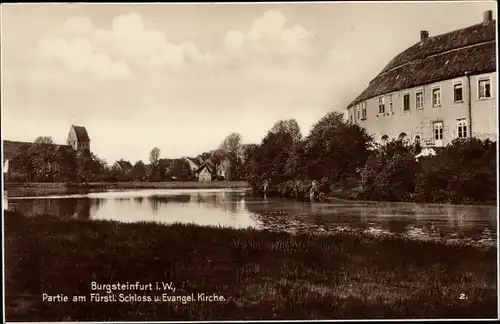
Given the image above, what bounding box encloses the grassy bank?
[4,211,497,321]
[4,181,249,197]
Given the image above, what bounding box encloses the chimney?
[420,30,429,42]
[483,10,493,24]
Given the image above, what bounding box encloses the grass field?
[3,210,497,321]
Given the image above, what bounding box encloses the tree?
[242,144,258,168]
[226,151,245,180]
[303,111,372,183]
[270,119,302,144]
[246,129,295,190]
[131,160,147,181]
[219,132,243,158]
[166,159,194,181]
[16,143,63,182]
[12,143,40,182]
[34,136,54,144]
[149,147,160,165]
[416,138,496,203]
[359,140,421,201]
[211,148,227,166]
[75,151,103,184]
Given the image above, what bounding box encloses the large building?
[347,11,497,147]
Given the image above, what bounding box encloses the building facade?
[347,11,497,147]
[197,165,213,182]
[216,158,231,180]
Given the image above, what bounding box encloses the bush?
[415,138,496,204]
[359,138,497,204]
[358,140,421,201]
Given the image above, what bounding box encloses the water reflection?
[7,197,99,220]
[6,190,497,246]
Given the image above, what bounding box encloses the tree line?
[243,112,497,205]
[6,133,249,183]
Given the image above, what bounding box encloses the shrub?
[359,140,421,201]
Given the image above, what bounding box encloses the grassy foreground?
[4,211,497,321]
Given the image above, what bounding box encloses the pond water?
[6,189,498,246]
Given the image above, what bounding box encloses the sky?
[1,2,497,164]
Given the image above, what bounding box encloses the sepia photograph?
[1,1,498,322]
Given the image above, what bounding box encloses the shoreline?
[322,195,497,208]
[2,181,496,207]
[3,181,249,197]
[4,211,497,321]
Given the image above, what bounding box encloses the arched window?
[398,132,408,141]
[398,132,409,146]
[381,135,389,145]
[414,135,421,145]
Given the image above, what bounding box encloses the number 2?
[460,293,466,300]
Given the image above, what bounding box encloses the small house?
[195,159,216,182]
[113,160,133,172]
[183,157,199,172]
[216,158,231,180]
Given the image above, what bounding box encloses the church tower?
[67,125,90,152]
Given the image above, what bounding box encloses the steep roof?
[217,158,231,171]
[347,18,496,109]
[204,158,215,168]
[114,160,133,170]
[195,161,216,175]
[183,157,199,169]
[3,140,73,161]
[72,125,90,142]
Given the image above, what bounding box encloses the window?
[457,119,468,138]
[356,105,360,119]
[414,135,421,145]
[432,87,441,107]
[378,97,385,114]
[389,95,393,112]
[416,90,424,109]
[403,93,410,111]
[454,82,463,103]
[381,135,389,145]
[398,132,408,141]
[433,122,443,140]
[478,78,491,99]
[350,115,353,123]
[361,102,367,119]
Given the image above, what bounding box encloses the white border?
[495,2,499,319]
[1,1,498,323]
